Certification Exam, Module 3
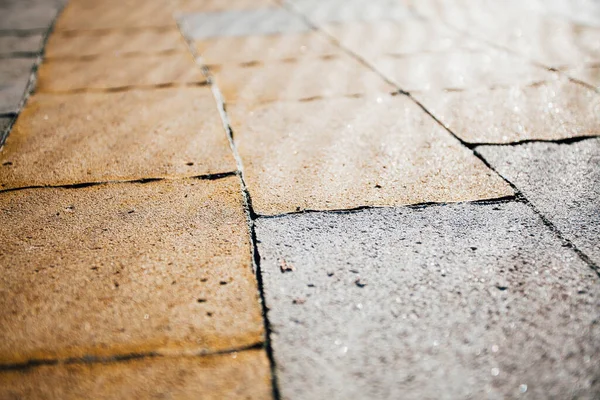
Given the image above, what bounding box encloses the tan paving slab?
[0,177,263,365]
[45,28,189,59]
[211,54,395,104]
[414,78,600,144]
[0,349,272,400]
[37,52,206,92]
[370,49,555,91]
[566,64,600,88]
[228,95,513,215]
[195,31,340,65]
[0,87,235,190]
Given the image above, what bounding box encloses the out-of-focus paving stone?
[212,54,395,104]
[45,29,189,59]
[414,78,600,144]
[370,49,555,91]
[0,117,12,145]
[0,87,235,190]
[255,202,600,399]
[566,65,600,88]
[174,0,276,13]
[228,95,512,215]
[0,34,44,55]
[287,0,413,24]
[0,0,60,31]
[0,349,271,400]
[0,177,263,364]
[195,31,340,65]
[478,139,600,265]
[0,58,34,114]
[179,8,310,40]
[36,52,206,92]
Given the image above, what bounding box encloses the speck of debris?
[186,162,194,166]
[496,285,508,291]
[197,298,207,303]
[327,271,334,277]
[128,210,135,214]
[293,298,306,304]
[2,161,12,166]
[307,283,315,288]
[349,269,359,274]
[374,184,382,188]
[355,278,367,288]
[280,258,295,273]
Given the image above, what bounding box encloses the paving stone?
[173,0,276,13]
[0,0,59,30]
[322,20,481,59]
[566,65,600,88]
[0,117,13,147]
[477,139,600,265]
[195,31,340,65]
[211,54,395,104]
[0,34,44,55]
[179,8,310,40]
[0,87,235,190]
[0,58,34,114]
[0,349,271,400]
[287,0,413,24]
[36,52,206,92]
[228,95,512,215]
[45,29,189,59]
[255,202,600,399]
[414,78,600,144]
[0,177,263,364]
[370,49,555,92]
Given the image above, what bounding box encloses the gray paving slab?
[286,0,413,24]
[178,8,310,40]
[0,116,13,147]
[478,139,600,265]
[0,0,59,31]
[0,34,43,55]
[256,202,600,400]
[0,58,34,114]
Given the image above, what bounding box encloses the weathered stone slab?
[287,0,413,24]
[0,34,43,55]
[0,58,34,114]
[0,0,59,31]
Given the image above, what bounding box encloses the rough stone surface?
[255,202,600,400]
[0,117,13,147]
[288,0,413,24]
[371,49,554,91]
[414,78,600,143]
[0,34,44,55]
[0,0,59,30]
[228,95,512,215]
[0,87,236,190]
[212,54,395,103]
[36,53,206,92]
[0,177,263,364]
[45,29,189,59]
[195,31,340,65]
[0,349,272,400]
[173,0,276,13]
[566,65,600,88]
[477,139,600,265]
[0,58,34,114]
[179,8,310,39]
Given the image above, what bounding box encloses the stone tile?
[477,139,600,265]
[255,202,600,399]
[322,20,481,58]
[211,54,395,104]
[0,0,59,30]
[0,58,34,114]
[566,65,600,88]
[174,0,276,13]
[228,95,512,215]
[195,31,340,65]
[0,87,235,190]
[370,49,555,91]
[0,34,44,55]
[288,0,413,24]
[45,29,189,59]
[179,8,310,40]
[0,177,263,364]
[36,53,206,92]
[0,117,13,147]
[414,78,600,144]
[0,349,271,399]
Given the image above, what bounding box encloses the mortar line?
[176,22,281,400]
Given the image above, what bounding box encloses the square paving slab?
[228,95,512,215]
[0,58,34,114]
[0,349,271,400]
[36,52,206,92]
[0,34,44,56]
[255,202,600,399]
[0,177,263,364]
[414,78,600,143]
[477,139,600,265]
[0,0,59,30]
[0,87,235,190]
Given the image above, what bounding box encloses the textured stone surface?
[45,29,189,59]
[0,34,43,55]
[179,8,310,39]
[414,78,600,143]
[371,49,554,91]
[212,54,395,103]
[195,31,340,65]
[0,117,13,147]
[288,0,413,24]
[0,0,59,30]
[0,87,235,190]
[255,202,600,400]
[0,177,263,364]
[0,58,34,114]
[37,53,206,92]
[478,139,600,265]
[229,95,512,215]
[174,0,276,13]
[567,65,600,88]
[0,349,271,400]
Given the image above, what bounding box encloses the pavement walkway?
[0,0,599,399]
